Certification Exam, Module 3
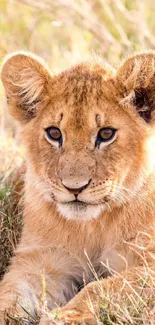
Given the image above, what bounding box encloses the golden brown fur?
[1,51,155,324]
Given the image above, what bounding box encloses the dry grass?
[99,273,155,324]
[0,134,24,279]
[0,172,23,280]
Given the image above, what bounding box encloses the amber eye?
[45,127,62,144]
[96,128,116,146]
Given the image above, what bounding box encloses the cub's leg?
[0,247,81,324]
[42,264,155,325]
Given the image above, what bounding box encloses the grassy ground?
[0,135,24,280]
[99,274,155,324]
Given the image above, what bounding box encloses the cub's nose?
[62,179,90,196]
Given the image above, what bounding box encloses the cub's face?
[2,52,155,221]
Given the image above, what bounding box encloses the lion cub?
[0,51,155,324]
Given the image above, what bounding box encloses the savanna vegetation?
[0,0,155,324]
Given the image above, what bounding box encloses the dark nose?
[62,179,91,196]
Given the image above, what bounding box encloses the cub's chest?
[66,225,135,284]
[72,246,135,293]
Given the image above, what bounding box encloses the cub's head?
[2,51,155,221]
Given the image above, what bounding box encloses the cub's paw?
[59,308,96,325]
[39,315,62,325]
[39,282,100,325]
[39,309,97,325]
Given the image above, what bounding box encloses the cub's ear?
[116,52,155,123]
[1,51,51,123]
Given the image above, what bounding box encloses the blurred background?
[1,0,155,170]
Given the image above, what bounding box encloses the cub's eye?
[45,127,62,144]
[96,128,116,146]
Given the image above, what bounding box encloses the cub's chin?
[57,201,105,221]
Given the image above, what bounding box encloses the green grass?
[0,134,24,279]
[0,170,23,280]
